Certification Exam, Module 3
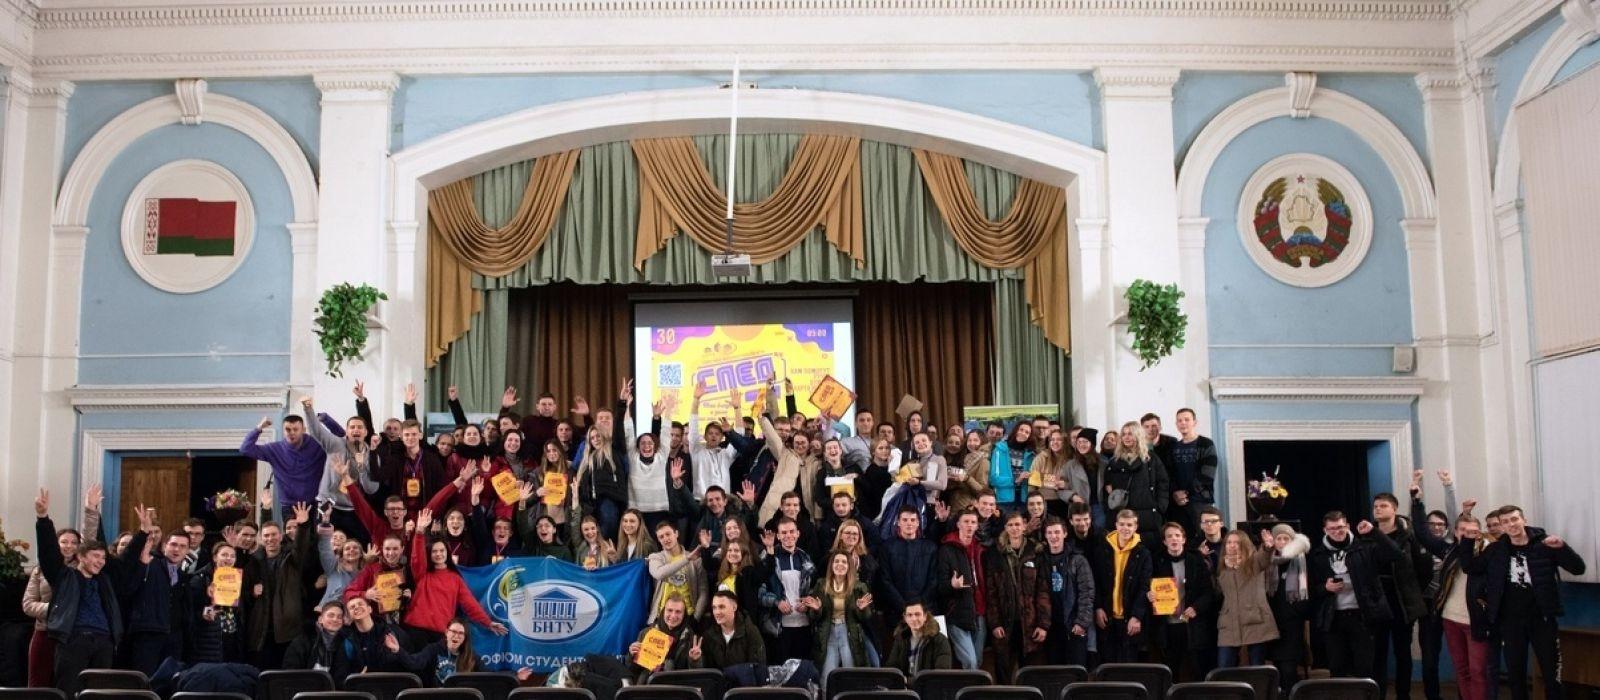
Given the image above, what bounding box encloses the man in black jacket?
[1461,506,1585,700]
[1308,511,1401,680]
[1371,492,1432,700]
[34,489,127,697]
[878,506,937,622]
[936,509,986,670]
[119,505,195,676]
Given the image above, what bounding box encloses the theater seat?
[1090,664,1172,700]
[444,673,519,700]
[1206,666,1280,700]
[257,670,333,700]
[79,670,151,691]
[1063,682,1150,700]
[911,670,993,700]
[77,691,159,700]
[508,691,594,700]
[397,690,483,700]
[723,690,810,700]
[0,690,67,700]
[1014,666,1089,700]
[342,674,423,700]
[1167,682,1255,700]
[1286,679,1379,700]
[824,668,906,700]
[172,692,253,700]
[954,685,1045,700]
[648,670,727,700]
[613,686,701,700]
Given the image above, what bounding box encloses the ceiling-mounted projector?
[711,253,753,277]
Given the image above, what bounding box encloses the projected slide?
[632,299,855,431]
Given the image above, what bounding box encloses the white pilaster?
[1176,217,1211,431]
[3,78,74,531]
[0,69,31,505]
[288,221,319,398]
[1413,71,1497,506]
[1095,66,1191,425]
[1072,217,1111,428]
[313,72,397,412]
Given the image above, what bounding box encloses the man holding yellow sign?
[626,595,697,683]
[1149,522,1215,681]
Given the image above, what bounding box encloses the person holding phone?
[1309,511,1403,679]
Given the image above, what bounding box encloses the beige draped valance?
[914,149,1071,351]
[631,134,865,267]
[425,150,579,366]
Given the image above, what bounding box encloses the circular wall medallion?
[120,159,255,294]
[1236,153,1372,288]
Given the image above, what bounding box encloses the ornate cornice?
[1209,376,1428,403]
[27,42,1459,80]
[1094,66,1182,99]
[68,384,289,412]
[33,0,1455,30]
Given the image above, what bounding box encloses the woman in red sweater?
[405,507,509,645]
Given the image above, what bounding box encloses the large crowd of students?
[16,377,1587,700]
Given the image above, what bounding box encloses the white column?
[1095,66,1191,425]
[1072,216,1110,427]
[1413,71,1495,504]
[2,77,74,529]
[0,69,31,506]
[312,73,397,412]
[287,221,318,398]
[1176,217,1211,431]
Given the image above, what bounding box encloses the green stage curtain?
[993,278,1071,419]
[435,134,1069,417]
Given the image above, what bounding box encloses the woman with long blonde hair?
[1215,529,1280,667]
[806,551,873,675]
[615,508,658,561]
[1102,421,1169,543]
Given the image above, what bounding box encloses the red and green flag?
[142,198,236,256]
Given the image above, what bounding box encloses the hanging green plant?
[314,283,387,378]
[1125,279,1188,371]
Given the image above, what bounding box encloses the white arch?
[1176,86,1436,220]
[55,93,318,226]
[1493,20,1597,204]
[386,86,1111,421]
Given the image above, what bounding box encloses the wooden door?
[119,456,192,535]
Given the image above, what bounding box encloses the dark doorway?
[1242,440,1376,532]
[189,455,258,531]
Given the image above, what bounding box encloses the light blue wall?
[77,123,295,384]
[1198,116,1415,372]
[395,71,1101,151]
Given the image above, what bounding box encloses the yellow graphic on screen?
[649,323,837,426]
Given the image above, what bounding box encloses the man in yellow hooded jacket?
[1094,509,1153,662]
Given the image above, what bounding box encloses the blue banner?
[458,556,649,672]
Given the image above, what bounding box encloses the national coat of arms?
[1252,174,1351,269]
[1235,154,1372,288]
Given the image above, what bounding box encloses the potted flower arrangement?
[208,489,253,527]
[1247,467,1290,518]
[0,516,32,622]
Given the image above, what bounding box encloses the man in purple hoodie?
[241,414,328,523]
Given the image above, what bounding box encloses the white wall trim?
[1176,86,1436,220]
[1222,419,1414,524]
[1209,376,1427,403]
[1492,18,1597,206]
[386,86,1112,420]
[54,92,317,227]
[68,383,288,412]
[77,428,273,528]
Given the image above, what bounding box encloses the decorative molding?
[32,0,1458,30]
[1177,86,1436,220]
[55,93,317,227]
[1561,0,1600,45]
[118,159,256,294]
[314,72,399,103]
[1221,419,1414,524]
[1235,153,1373,288]
[1177,217,1210,250]
[1463,0,1564,58]
[27,43,1460,80]
[1493,19,1596,205]
[68,384,289,412]
[1414,71,1470,102]
[174,78,207,125]
[48,224,89,256]
[1094,66,1182,99]
[26,78,73,110]
[1209,376,1427,403]
[1285,71,1316,118]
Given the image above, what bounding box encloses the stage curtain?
[631,134,864,267]
[993,278,1071,418]
[529,284,629,417]
[914,148,1071,352]
[424,288,509,413]
[424,150,578,367]
[857,283,994,431]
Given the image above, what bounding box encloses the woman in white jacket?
[625,389,674,529]
[1268,523,1313,693]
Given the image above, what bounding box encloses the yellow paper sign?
[543,471,568,507]
[491,471,521,505]
[1028,470,1044,488]
[634,627,675,671]
[1151,576,1180,616]
[894,465,917,484]
[825,475,856,499]
[211,566,242,607]
[405,478,421,498]
[808,375,856,420]
[374,571,403,613]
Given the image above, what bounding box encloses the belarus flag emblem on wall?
[142,197,236,256]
